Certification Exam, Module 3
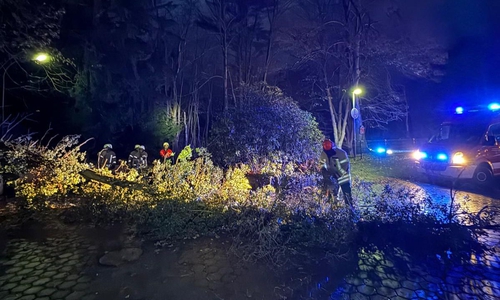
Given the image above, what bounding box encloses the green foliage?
[142,108,183,146]
[209,84,324,168]
[1,135,89,206]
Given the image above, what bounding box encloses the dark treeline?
[1,0,446,159]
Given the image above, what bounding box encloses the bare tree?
[262,0,294,84]
[198,0,242,111]
[360,69,407,128]
[281,0,446,149]
[284,0,372,148]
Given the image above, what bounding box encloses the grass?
[350,153,417,181]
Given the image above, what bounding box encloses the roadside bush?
[209,84,324,168]
[148,146,224,202]
[2,135,89,206]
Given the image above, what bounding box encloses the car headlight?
[452,152,466,165]
[386,149,394,155]
[412,150,427,160]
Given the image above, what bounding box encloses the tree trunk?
[326,87,339,145]
[324,65,343,147]
[220,0,229,111]
[205,83,213,143]
[263,19,273,84]
[223,38,229,111]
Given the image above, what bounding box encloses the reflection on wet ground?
[301,179,500,300]
[307,240,500,300]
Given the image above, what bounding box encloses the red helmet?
[322,139,333,150]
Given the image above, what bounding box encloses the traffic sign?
[351,108,359,119]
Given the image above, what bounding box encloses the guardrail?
[365,138,428,154]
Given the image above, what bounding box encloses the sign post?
[359,125,365,159]
[351,107,359,158]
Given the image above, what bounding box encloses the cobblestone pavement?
[85,237,285,300]
[0,236,97,300]
[306,236,500,299]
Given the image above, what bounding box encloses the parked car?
[413,104,500,185]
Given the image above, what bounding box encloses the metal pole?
[352,91,356,159]
[359,138,362,159]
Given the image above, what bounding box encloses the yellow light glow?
[452,152,466,165]
[353,88,363,95]
[412,150,423,160]
[33,53,49,62]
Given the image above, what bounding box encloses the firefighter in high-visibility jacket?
[139,145,148,169]
[97,144,117,169]
[319,139,353,208]
[128,145,142,169]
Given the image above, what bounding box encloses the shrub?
[2,135,89,206]
[209,84,324,168]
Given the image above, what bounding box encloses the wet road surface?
[304,178,500,299]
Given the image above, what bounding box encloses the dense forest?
[0,0,447,159]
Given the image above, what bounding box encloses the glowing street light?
[33,53,50,63]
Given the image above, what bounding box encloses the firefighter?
[128,145,142,169]
[139,145,148,168]
[97,144,117,169]
[160,142,173,162]
[319,139,353,209]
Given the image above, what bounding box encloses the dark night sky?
[401,0,500,137]
[376,0,500,137]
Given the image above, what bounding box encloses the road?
[305,177,500,300]
[394,178,500,217]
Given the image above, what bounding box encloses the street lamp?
[33,53,50,63]
[2,52,51,134]
[351,87,363,159]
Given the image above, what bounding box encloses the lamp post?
[351,88,362,159]
[2,52,50,133]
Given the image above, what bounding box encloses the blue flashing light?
[455,106,464,114]
[420,151,428,159]
[488,102,500,111]
[376,147,386,154]
[437,153,448,161]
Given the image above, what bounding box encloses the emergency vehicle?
[413,103,500,185]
